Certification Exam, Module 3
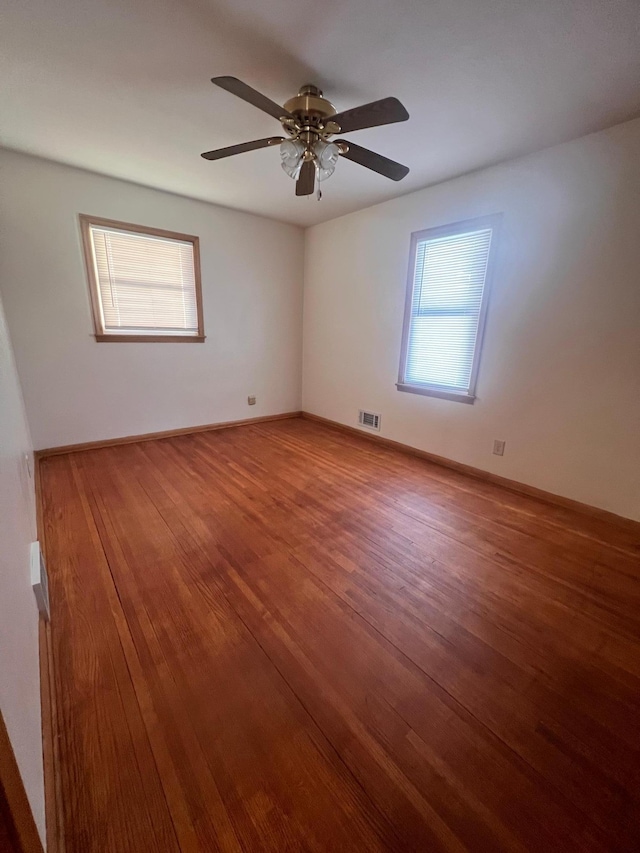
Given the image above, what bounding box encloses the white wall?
[0,150,304,449]
[303,118,640,521]
[2,120,639,521]
[0,290,45,844]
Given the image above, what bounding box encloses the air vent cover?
[31,541,50,621]
[358,410,381,431]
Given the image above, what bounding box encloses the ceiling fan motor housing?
[283,85,337,127]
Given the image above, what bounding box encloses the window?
[80,215,204,342]
[397,215,500,403]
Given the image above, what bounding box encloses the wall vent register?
[31,541,50,621]
[358,410,381,431]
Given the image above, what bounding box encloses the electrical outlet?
[493,440,506,456]
[247,395,256,406]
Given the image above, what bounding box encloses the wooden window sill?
[95,334,206,343]
[396,383,475,404]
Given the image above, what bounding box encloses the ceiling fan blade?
[331,97,409,134]
[211,76,293,121]
[337,140,409,181]
[201,137,283,161]
[296,160,315,196]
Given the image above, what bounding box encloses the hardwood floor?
[39,418,640,852]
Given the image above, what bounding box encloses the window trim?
[79,214,205,342]
[397,214,501,403]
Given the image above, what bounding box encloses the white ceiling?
[2,0,640,227]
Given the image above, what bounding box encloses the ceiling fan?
[201,77,410,198]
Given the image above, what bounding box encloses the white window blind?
[399,217,498,401]
[81,217,203,340]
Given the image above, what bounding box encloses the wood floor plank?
[40,419,640,852]
[73,444,400,853]
[40,455,180,853]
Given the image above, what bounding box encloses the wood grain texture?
[302,411,640,534]
[0,711,44,853]
[35,411,301,459]
[0,785,21,853]
[39,617,63,853]
[35,453,63,853]
[39,418,640,852]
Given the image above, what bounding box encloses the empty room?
[1,1,639,851]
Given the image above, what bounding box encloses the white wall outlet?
[31,541,50,620]
[493,440,506,456]
[247,395,256,406]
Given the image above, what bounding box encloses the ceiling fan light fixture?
[280,139,305,179]
[204,77,410,197]
[314,140,340,182]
